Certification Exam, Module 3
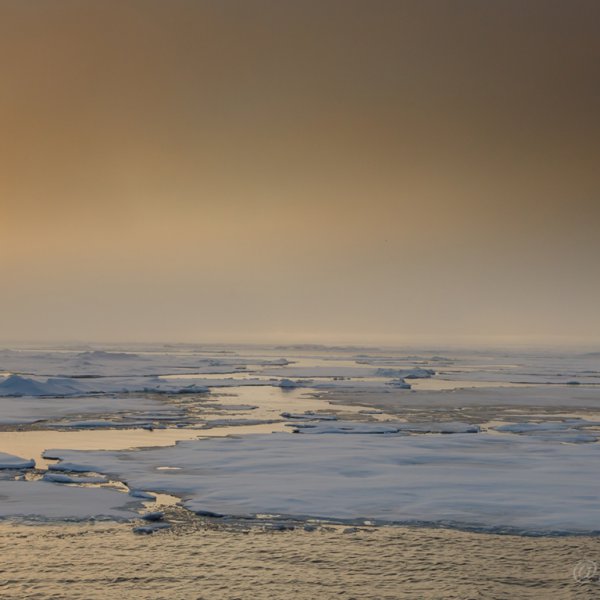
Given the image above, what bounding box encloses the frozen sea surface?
[0,479,139,520]
[46,432,600,534]
[0,343,599,535]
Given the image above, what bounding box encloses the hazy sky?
[1,0,599,345]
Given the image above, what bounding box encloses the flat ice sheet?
[0,480,139,520]
[324,385,600,410]
[0,348,289,378]
[0,451,35,469]
[46,433,600,534]
[0,394,176,425]
[0,374,209,397]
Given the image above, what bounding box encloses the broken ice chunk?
[0,452,35,470]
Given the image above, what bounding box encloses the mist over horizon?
[2,1,599,344]
[2,334,599,354]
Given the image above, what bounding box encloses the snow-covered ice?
[289,421,405,434]
[42,472,108,484]
[281,412,338,421]
[0,394,179,426]
[1,343,599,532]
[287,420,479,434]
[0,480,139,519]
[493,419,600,434]
[0,374,210,397]
[0,452,35,469]
[45,432,600,533]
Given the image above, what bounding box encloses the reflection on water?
[160,373,278,381]
[207,386,393,422]
[408,378,534,391]
[0,520,597,600]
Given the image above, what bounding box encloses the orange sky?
[1,1,599,344]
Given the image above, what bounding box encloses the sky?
[1,0,599,345]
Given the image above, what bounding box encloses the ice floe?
[0,375,82,396]
[44,432,600,533]
[375,368,435,379]
[281,412,338,421]
[133,522,171,534]
[42,472,108,484]
[387,379,412,389]
[289,422,406,434]
[0,374,210,397]
[493,419,600,434]
[0,395,179,426]
[287,421,479,434]
[1,344,599,532]
[0,452,35,470]
[278,378,301,388]
[491,419,600,443]
[198,418,275,428]
[0,480,139,520]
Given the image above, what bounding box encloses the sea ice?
[42,472,107,484]
[288,421,478,434]
[44,432,600,533]
[0,480,139,519]
[494,420,600,434]
[376,368,435,379]
[281,412,338,421]
[0,452,35,470]
[0,395,178,426]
